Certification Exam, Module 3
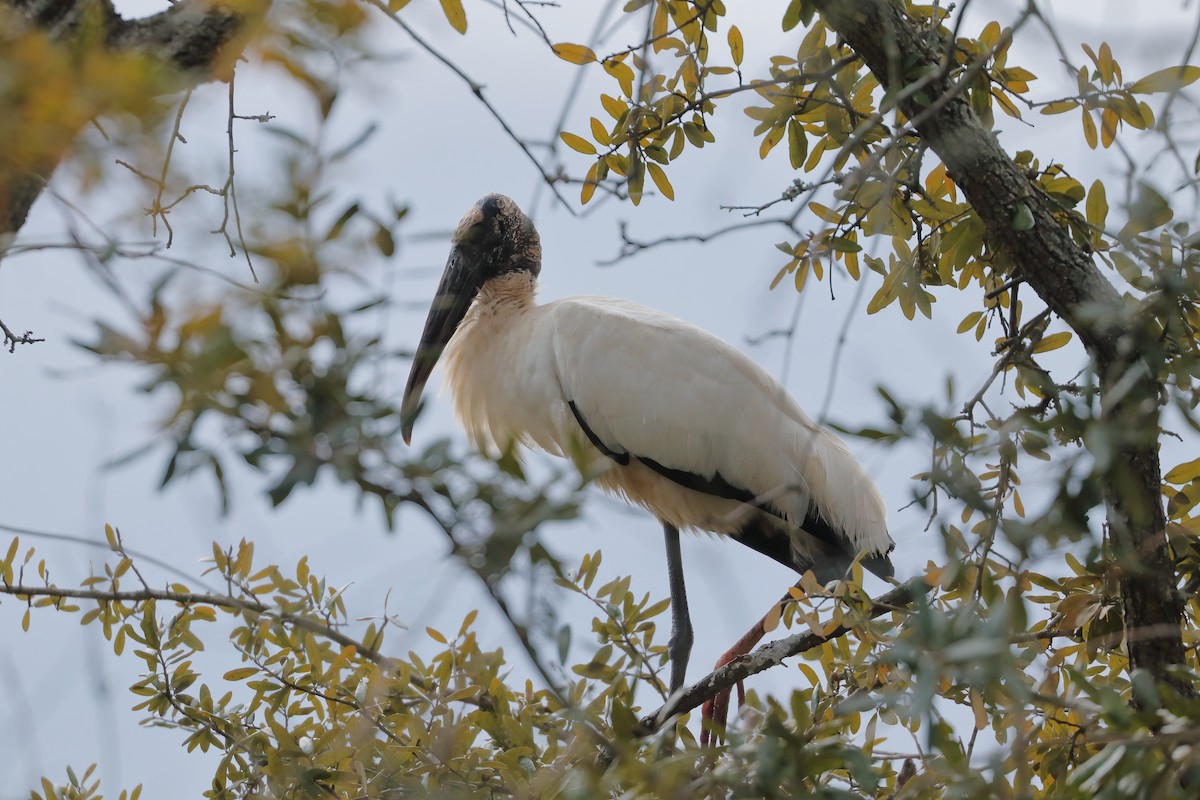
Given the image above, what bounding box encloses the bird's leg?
[700,584,798,747]
[662,522,693,696]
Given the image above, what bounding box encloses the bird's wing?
[547,296,892,565]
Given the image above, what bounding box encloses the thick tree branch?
[106,1,246,72]
[634,577,933,737]
[815,0,1187,687]
[815,0,1125,359]
[1,0,254,247]
[1,0,255,350]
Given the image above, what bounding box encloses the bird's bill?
[401,246,480,444]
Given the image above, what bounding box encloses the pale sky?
[1,0,1197,795]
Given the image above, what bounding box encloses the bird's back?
[545,296,893,573]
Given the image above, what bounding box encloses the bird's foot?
[699,620,766,747]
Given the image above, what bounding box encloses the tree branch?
[366,0,576,216]
[1,582,393,665]
[2,0,253,238]
[0,0,256,349]
[815,0,1187,688]
[0,318,45,352]
[634,577,933,737]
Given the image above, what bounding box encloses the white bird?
[402,194,894,716]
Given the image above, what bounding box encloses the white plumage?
[402,193,894,699]
[440,272,892,569]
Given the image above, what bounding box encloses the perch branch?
[635,577,933,736]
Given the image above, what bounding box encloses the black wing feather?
[567,400,893,580]
[568,401,629,465]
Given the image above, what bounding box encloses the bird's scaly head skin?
[452,193,542,278]
[401,194,541,444]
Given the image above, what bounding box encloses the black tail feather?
[734,517,894,583]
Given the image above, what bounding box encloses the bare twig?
[599,217,789,265]
[367,0,576,215]
[219,71,258,281]
[0,317,44,352]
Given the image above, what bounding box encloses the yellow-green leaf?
[759,126,783,159]
[957,311,984,334]
[770,260,795,290]
[1098,42,1116,85]
[438,0,467,33]
[1128,65,1200,94]
[589,117,610,146]
[388,0,411,10]
[1032,331,1072,353]
[1166,458,1200,484]
[600,94,626,120]
[1082,108,1098,149]
[628,157,645,206]
[560,131,597,155]
[1122,184,1173,237]
[787,119,807,170]
[603,59,636,97]
[1086,179,1107,229]
[224,667,259,681]
[647,162,674,200]
[1012,203,1035,231]
[426,626,447,644]
[553,42,596,65]
[581,162,598,205]
[728,25,744,67]
[1040,99,1079,115]
[1100,107,1118,148]
[809,202,843,224]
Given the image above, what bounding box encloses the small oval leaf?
[438,0,467,33]
[1032,331,1072,353]
[1128,65,1200,94]
[1011,203,1035,231]
[559,131,597,155]
[728,25,744,67]
[553,42,597,65]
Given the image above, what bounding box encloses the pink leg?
[700,614,768,746]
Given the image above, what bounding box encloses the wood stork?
[401,194,894,727]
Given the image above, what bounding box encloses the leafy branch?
[2,581,392,665]
[635,577,933,736]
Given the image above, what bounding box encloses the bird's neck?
[475,271,538,311]
[442,269,540,454]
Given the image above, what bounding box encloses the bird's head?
[452,193,542,277]
[400,194,541,444]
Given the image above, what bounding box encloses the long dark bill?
[400,246,481,444]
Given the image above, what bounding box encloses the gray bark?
[815,0,1186,688]
[1,0,251,240]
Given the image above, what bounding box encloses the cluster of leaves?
[555,0,736,205]
[0,534,918,798]
[13,526,1200,798]
[55,22,593,765]
[74,56,583,535]
[544,0,1200,795]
